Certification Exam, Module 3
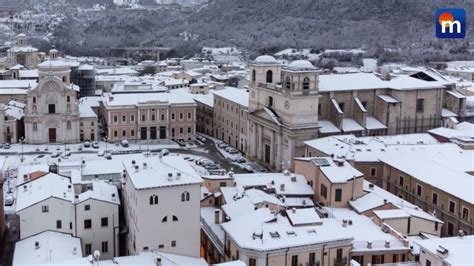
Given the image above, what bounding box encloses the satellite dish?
[93,250,101,260]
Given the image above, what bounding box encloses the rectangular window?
[41,205,49,213]
[188,112,191,119]
[142,115,146,121]
[321,184,327,199]
[48,104,56,114]
[335,188,342,202]
[426,259,431,266]
[416,98,424,113]
[158,244,164,249]
[102,241,108,253]
[85,244,92,255]
[336,248,343,259]
[85,205,90,211]
[101,217,109,227]
[291,255,298,266]
[219,182,227,187]
[416,184,422,196]
[399,176,404,187]
[114,130,118,137]
[309,252,315,264]
[449,200,456,213]
[432,193,438,205]
[462,207,469,220]
[122,115,126,122]
[84,219,92,229]
[338,103,345,112]
[249,258,256,266]
[161,114,165,121]
[171,240,176,247]
[131,115,134,122]
[56,220,62,229]
[113,116,117,122]
[370,168,376,177]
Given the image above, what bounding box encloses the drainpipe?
[284,247,290,266]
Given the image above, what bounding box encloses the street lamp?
[20,137,24,162]
[104,136,108,154]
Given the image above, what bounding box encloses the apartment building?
[15,173,120,259]
[213,87,249,153]
[101,91,197,142]
[415,235,473,266]
[122,155,202,257]
[303,133,473,236]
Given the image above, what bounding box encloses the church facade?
[24,49,80,144]
[248,56,320,171]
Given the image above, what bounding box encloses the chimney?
[342,219,348,227]
[280,184,285,191]
[437,245,449,258]
[167,173,173,181]
[112,193,116,200]
[23,174,29,181]
[23,185,27,192]
[292,208,296,214]
[367,241,372,249]
[35,241,40,250]
[135,165,139,172]
[176,172,181,180]
[143,162,147,169]
[132,160,136,165]
[67,184,72,191]
[73,247,77,255]
[156,258,162,266]
[385,240,390,248]
[214,210,220,224]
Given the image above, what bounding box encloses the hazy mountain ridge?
[0,0,472,63]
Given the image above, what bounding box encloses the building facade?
[248,56,320,170]
[213,87,249,153]
[4,34,40,70]
[23,49,81,144]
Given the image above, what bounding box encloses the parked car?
[204,164,220,170]
[51,152,61,158]
[4,194,14,206]
[228,148,239,154]
[121,139,129,148]
[232,156,246,163]
[0,143,3,148]
[177,139,186,147]
[84,141,91,148]
[244,165,254,173]
[196,135,207,143]
[160,149,169,156]
[97,150,105,157]
[4,143,11,149]
[105,153,112,160]
[217,142,227,149]
[92,142,100,149]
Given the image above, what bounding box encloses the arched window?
[172,215,178,222]
[266,70,273,83]
[154,195,158,205]
[32,97,36,104]
[67,95,70,102]
[303,77,310,90]
[181,191,190,202]
[267,96,273,108]
[149,196,154,205]
[285,76,291,90]
[32,105,37,114]
[252,69,256,82]
[67,121,71,130]
[161,216,167,223]
[33,122,38,131]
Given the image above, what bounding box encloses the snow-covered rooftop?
[213,87,249,107]
[13,231,82,266]
[233,172,314,196]
[125,155,202,190]
[415,235,474,265]
[16,173,73,212]
[102,91,196,108]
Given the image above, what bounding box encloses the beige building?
[4,34,40,70]
[248,57,320,170]
[213,87,249,153]
[248,56,463,171]
[101,92,197,141]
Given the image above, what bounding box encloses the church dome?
[287,60,316,70]
[254,55,277,64]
